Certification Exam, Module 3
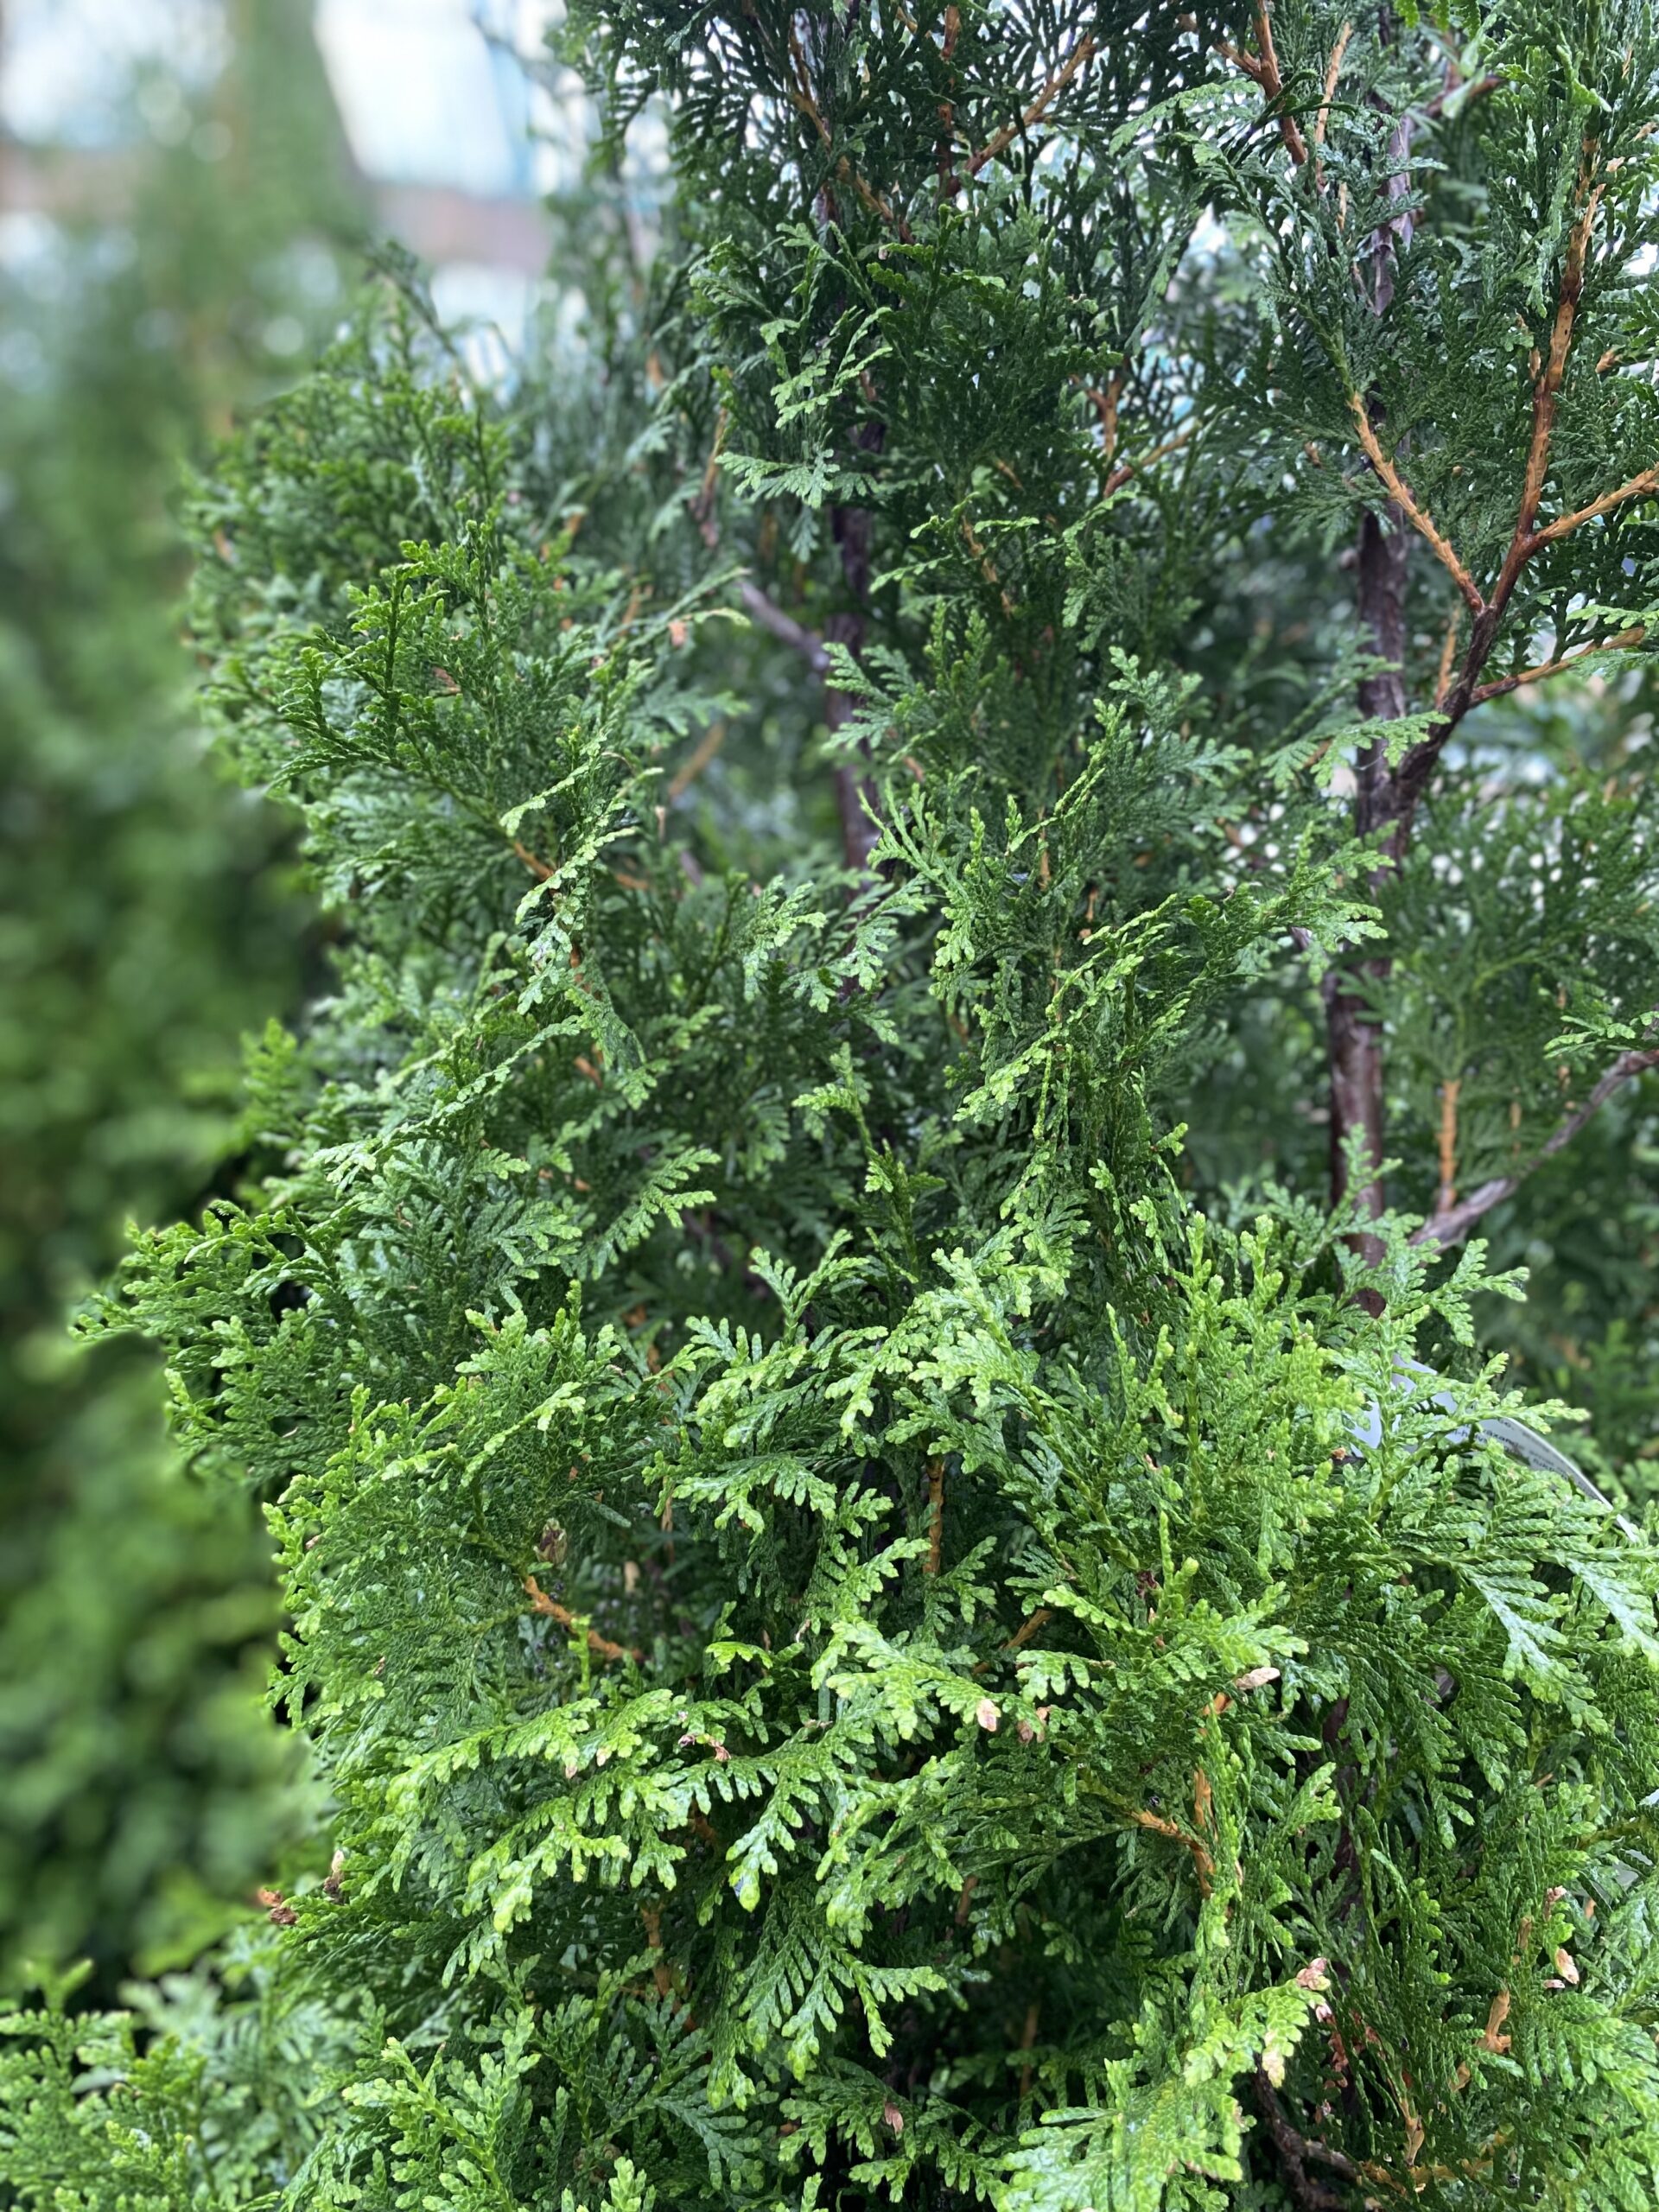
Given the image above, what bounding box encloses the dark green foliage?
[10,4,1659,2206]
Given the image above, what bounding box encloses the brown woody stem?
[967,35,1096,176]
[1252,2070,1357,2210]
[1347,398,1483,613]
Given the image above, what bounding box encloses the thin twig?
[1412,1039,1659,1249]
[967,35,1096,176]
[1084,376,1122,466]
[1099,425,1194,500]
[932,2,963,198]
[1126,1807,1215,1891]
[1314,22,1352,153]
[1524,465,1659,555]
[1017,1999,1040,2100]
[665,720,728,804]
[1252,2073,1359,2211]
[925,1457,944,1576]
[1222,2,1311,167]
[784,19,912,238]
[1471,626,1646,705]
[1490,141,1604,607]
[512,838,554,881]
[1346,397,1483,612]
[1393,138,1613,810]
[738,580,830,674]
[1433,607,1463,706]
[971,1606,1056,1675]
[1251,0,1310,166]
[960,511,1016,615]
[690,410,728,548]
[522,1575,640,1664]
[1436,1076,1461,1211]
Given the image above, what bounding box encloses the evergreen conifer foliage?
[12,5,1659,2207]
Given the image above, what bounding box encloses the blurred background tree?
[0,0,357,1990]
[0,0,589,1999]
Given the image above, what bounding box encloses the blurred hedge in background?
[0,0,353,1990]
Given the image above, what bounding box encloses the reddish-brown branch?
[1489,141,1603,612]
[1392,139,1640,807]
[1385,137,1616,822]
[1099,426,1194,500]
[1346,397,1483,613]
[523,1575,640,1664]
[1250,0,1310,166]
[1433,607,1463,706]
[1127,1806,1216,1891]
[1310,72,1639,1290]
[1471,626,1646,706]
[959,511,1016,616]
[1316,22,1351,145]
[1436,1076,1461,1211]
[689,409,728,548]
[933,3,963,197]
[1313,20,1352,183]
[1084,376,1122,467]
[967,35,1096,176]
[925,1456,944,1576]
[784,19,911,238]
[1412,1039,1659,1249]
[972,1606,1056,1675]
[1003,1606,1053,1653]
[512,838,554,881]
[1222,1,1311,167]
[1524,465,1659,554]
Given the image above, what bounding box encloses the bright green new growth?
[8,3,1659,2206]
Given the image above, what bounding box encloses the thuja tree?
[10,4,1659,2208]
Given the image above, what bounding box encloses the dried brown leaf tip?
[257,1886,298,1929]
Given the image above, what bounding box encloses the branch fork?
[1413,1034,1659,1249]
